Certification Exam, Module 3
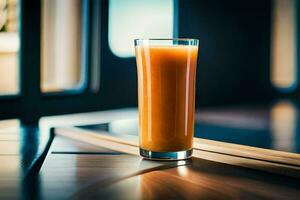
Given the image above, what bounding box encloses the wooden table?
[1,108,300,199]
[39,135,300,200]
[0,119,51,199]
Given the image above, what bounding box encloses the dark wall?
[99,1,138,108]
[179,0,272,107]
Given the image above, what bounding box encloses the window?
[108,0,175,58]
[0,0,19,95]
[0,0,174,123]
[0,0,97,124]
[271,0,297,90]
[41,0,84,92]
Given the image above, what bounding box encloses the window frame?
[0,0,103,124]
[0,0,181,125]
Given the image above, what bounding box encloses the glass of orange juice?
[135,39,199,160]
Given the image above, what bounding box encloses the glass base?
[140,148,192,160]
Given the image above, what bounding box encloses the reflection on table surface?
[81,100,300,154]
[0,119,51,199]
[195,100,299,153]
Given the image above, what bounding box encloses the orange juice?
[135,44,198,153]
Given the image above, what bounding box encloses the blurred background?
[0,0,299,152]
[0,0,298,102]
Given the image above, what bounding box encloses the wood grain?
[41,135,300,200]
[40,136,183,199]
[91,162,300,200]
[194,137,300,167]
[55,126,300,178]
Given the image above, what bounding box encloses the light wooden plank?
[55,126,300,178]
[55,126,300,166]
[194,138,300,167]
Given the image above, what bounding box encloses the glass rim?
[134,38,199,47]
[134,38,199,42]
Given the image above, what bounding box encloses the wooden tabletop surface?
[39,135,300,200]
[1,108,300,199]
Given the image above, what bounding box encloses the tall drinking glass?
[135,39,199,160]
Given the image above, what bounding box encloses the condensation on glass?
[0,0,19,95]
[271,0,297,90]
[108,0,174,58]
[41,0,83,92]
